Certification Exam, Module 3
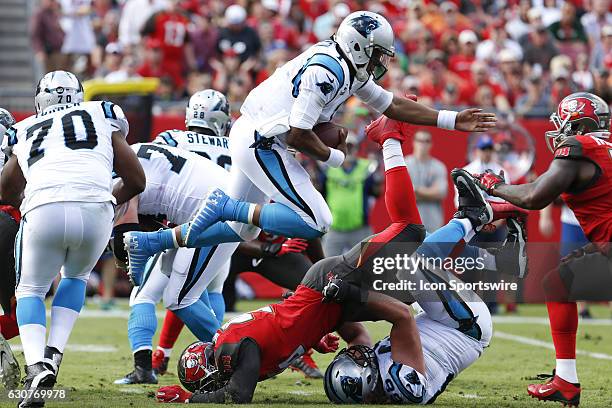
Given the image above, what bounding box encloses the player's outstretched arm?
[365,291,425,375]
[384,95,497,132]
[111,131,146,205]
[483,159,579,210]
[0,155,25,208]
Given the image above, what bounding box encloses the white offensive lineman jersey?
[154,129,231,171]
[240,40,393,139]
[3,101,128,215]
[130,143,229,225]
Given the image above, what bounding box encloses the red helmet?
[177,341,217,392]
[546,92,611,151]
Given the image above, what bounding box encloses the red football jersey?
[151,11,190,61]
[556,135,612,243]
[213,285,341,380]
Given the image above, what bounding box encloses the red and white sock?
[547,302,579,383]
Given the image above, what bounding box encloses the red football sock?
[0,314,19,340]
[546,302,578,359]
[158,310,185,350]
[384,167,421,225]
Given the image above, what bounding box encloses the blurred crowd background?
[33,0,612,119]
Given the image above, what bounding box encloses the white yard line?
[11,344,117,353]
[494,331,612,360]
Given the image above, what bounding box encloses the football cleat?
[18,362,56,408]
[184,189,230,247]
[152,349,170,376]
[123,231,157,286]
[43,346,63,377]
[528,372,581,407]
[0,333,20,390]
[451,168,493,230]
[289,350,324,379]
[113,366,158,385]
[486,218,528,278]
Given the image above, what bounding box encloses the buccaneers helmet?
[546,92,611,151]
[177,341,218,392]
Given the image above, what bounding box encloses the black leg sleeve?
[0,212,18,313]
[189,338,261,404]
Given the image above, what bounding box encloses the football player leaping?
[471,92,612,407]
[123,11,496,283]
[0,71,145,407]
[154,115,526,404]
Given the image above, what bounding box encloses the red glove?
[156,385,193,403]
[276,238,308,257]
[475,170,506,194]
[314,333,340,353]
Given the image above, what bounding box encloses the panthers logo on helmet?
[340,376,363,401]
[349,15,381,38]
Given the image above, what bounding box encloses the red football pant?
[547,302,578,359]
[158,310,185,350]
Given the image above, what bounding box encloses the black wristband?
[261,242,281,257]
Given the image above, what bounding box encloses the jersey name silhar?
[4,101,128,215]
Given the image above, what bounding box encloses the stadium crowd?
[32,0,612,118]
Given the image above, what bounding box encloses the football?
[312,122,347,148]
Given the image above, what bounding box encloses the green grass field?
[3,301,612,408]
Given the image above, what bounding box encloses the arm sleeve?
[289,66,340,129]
[189,339,261,404]
[354,79,393,114]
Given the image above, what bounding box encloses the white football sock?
[157,346,173,357]
[47,306,79,353]
[19,324,47,366]
[556,359,578,383]
[382,139,406,171]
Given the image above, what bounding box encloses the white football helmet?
[0,108,15,136]
[185,90,231,137]
[324,345,380,403]
[334,11,395,82]
[35,71,84,113]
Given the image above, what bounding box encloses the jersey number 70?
[26,110,97,166]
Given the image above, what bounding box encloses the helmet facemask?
[366,46,394,81]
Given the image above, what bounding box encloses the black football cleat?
[18,362,56,408]
[114,366,158,385]
[487,218,528,278]
[43,346,63,377]
[0,333,20,390]
[451,168,493,230]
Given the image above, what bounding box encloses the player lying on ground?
[150,233,354,380]
[0,107,20,390]
[154,115,526,404]
[111,142,239,385]
[469,92,612,407]
[0,70,145,407]
[122,11,497,284]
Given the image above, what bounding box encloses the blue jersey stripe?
[291,53,345,98]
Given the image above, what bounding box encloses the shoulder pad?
[554,137,583,159]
